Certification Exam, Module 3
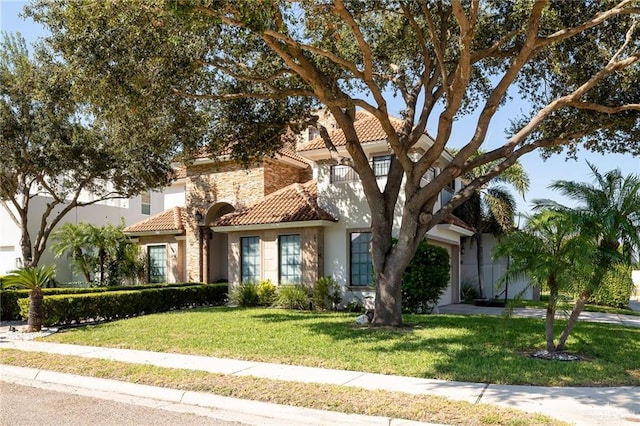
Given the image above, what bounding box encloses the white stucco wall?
[315,161,467,307]
[0,188,171,281]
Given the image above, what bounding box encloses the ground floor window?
[148,245,166,283]
[279,234,301,284]
[350,231,373,286]
[241,236,260,283]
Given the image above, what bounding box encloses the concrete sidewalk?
[438,304,640,328]
[1,340,639,425]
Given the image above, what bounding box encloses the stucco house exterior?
[125,111,475,307]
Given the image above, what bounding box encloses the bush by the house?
[228,282,260,307]
[16,283,228,326]
[461,282,481,303]
[0,282,206,321]
[312,276,341,311]
[274,285,310,310]
[588,263,634,308]
[402,241,450,313]
[257,280,277,306]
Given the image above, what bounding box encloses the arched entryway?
[203,202,235,283]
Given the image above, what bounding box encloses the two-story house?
[125,110,474,307]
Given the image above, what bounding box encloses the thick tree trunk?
[556,291,589,352]
[27,287,44,332]
[372,270,404,326]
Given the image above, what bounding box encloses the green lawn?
[41,307,640,386]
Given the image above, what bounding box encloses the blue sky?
[2,0,638,216]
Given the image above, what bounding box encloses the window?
[372,155,391,177]
[241,236,260,283]
[330,155,392,184]
[441,179,455,205]
[141,191,151,215]
[279,234,301,284]
[148,245,167,283]
[350,231,373,286]
[330,164,358,183]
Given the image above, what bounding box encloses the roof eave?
[213,219,337,233]
[124,230,185,237]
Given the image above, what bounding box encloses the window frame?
[147,244,167,283]
[348,230,373,287]
[278,234,302,284]
[240,236,261,283]
[141,191,151,215]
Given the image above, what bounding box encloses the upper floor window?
[241,236,260,283]
[279,234,301,284]
[141,191,151,215]
[330,155,392,184]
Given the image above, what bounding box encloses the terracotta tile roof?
[215,181,337,227]
[297,110,404,152]
[124,207,186,234]
[172,167,186,180]
[277,147,311,166]
[440,214,475,232]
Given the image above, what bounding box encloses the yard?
[38,307,640,387]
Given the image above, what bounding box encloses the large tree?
[0,32,201,267]
[27,1,640,326]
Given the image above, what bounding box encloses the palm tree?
[493,210,594,352]
[536,163,640,351]
[455,152,530,298]
[51,222,94,282]
[3,264,56,332]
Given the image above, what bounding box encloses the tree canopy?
[0,33,183,266]
[25,0,640,325]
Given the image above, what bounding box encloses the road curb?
[0,365,435,426]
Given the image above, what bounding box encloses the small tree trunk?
[545,304,556,352]
[27,287,44,332]
[476,234,485,298]
[372,271,403,327]
[556,291,589,352]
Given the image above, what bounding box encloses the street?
[0,381,245,426]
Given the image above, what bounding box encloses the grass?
[38,307,640,386]
[0,349,566,426]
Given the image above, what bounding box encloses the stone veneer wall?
[185,161,266,282]
[263,158,312,195]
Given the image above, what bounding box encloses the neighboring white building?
[0,174,186,282]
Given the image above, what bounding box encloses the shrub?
[274,285,310,310]
[312,276,341,311]
[588,263,634,308]
[0,282,206,321]
[401,241,450,313]
[257,280,277,306]
[461,282,480,303]
[229,282,260,307]
[17,283,228,326]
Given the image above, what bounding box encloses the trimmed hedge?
[14,283,228,325]
[588,264,634,308]
[1,282,206,321]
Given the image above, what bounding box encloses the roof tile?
[124,206,186,234]
[297,110,404,152]
[215,181,336,227]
